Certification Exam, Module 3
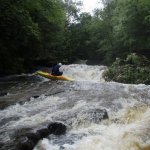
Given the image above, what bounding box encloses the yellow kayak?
[36,71,74,81]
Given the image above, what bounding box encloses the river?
[0,64,150,150]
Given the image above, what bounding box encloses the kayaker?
[51,63,63,76]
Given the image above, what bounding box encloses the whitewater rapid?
[0,64,150,150]
[61,64,107,82]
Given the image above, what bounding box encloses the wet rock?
[0,92,7,96]
[26,132,41,144]
[31,95,39,99]
[0,101,8,110]
[48,122,67,135]
[16,123,67,150]
[16,129,48,150]
[17,136,35,150]
[0,142,4,148]
[60,145,65,150]
[14,128,33,138]
[37,128,50,138]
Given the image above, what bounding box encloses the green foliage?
[113,0,150,55]
[63,0,82,24]
[67,0,150,65]
[0,0,150,76]
[0,0,66,75]
[104,53,150,84]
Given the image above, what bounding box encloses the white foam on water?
[34,138,59,150]
[0,95,68,129]
[1,64,150,150]
[61,64,107,82]
[34,106,150,150]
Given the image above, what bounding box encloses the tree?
[0,0,66,74]
[113,0,150,57]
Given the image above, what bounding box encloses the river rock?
[17,136,35,150]
[0,92,7,96]
[26,132,41,144]
[31,95,40,99]
[37,127,50,138]
[16,123,67,150]
[0,142,4,149]
[47,122,67,135]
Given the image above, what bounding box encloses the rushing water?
[0,64,150,150]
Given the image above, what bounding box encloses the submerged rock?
[88,109,108,121]
[0,116,20,126]
[74,109,109,126]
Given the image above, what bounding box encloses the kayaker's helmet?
[58,63,62,66]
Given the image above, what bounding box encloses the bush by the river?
[104,53,150,85]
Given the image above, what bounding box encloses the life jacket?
[52,64,60,74]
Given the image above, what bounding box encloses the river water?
[0,64,150,150]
